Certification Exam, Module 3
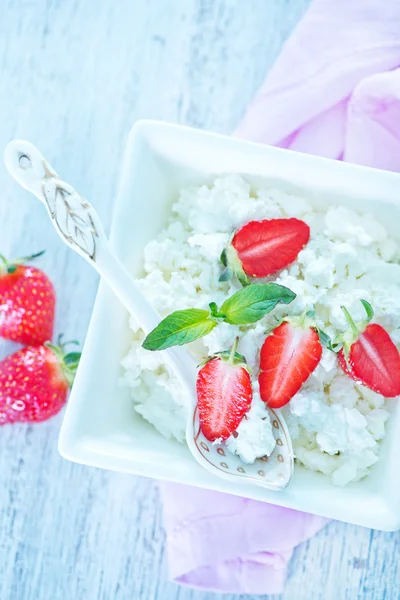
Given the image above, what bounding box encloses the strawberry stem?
[229,337,240,363]
[0,250,46,274]
[298,312,307,327]
[341,306,359,337]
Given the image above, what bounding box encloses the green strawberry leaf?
[63,351,82,366]
[340,299,374,348]
[220,248,228,267]
[219,266,233,282]
[317,328,336,352]
[330,332,345,352]
[224,244,250,287]
[264,317,284,335]
[213,349,248,366]
[142,309,216,351]
[361,299,374,322]
[220,283,296,325]
[198,349,248,368]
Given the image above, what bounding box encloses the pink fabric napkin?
[161,0,400,595]
[160,484,327,595]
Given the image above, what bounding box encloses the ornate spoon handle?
[5,141,104,261]
[4,140,197,391]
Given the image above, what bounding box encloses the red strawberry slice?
[338,322,400,398]
[0,251,55,345]
[259,320,322,408]
[220,218,310,285]
[0,340,80,425]
[196,339,252,441]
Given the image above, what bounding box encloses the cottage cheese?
[121,175,400,486]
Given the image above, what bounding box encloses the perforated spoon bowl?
[4,140,294,490]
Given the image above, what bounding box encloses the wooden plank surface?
[0,1,399,599]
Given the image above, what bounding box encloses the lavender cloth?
[236,0,400,169]
[161,0,400,595]
[160,484,327,595]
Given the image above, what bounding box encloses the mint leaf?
[142,309,216,351]
[220,283,296,325]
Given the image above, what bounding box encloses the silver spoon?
[4,140,294,490]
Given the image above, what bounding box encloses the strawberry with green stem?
[196,337,252,442]
[0,334,80,425]
[337,300,400,398]
[0,250,55,345]
[259,311,323,408]
[220,218,310,286]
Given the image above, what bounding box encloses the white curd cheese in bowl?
[121,175,400,486]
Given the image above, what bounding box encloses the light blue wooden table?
[0,2,399,599]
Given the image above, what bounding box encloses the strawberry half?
[220,218,310,286]
[0,251,55,345]
[196,338,252,441]
[337,300,400,398]
[259,317,322,408]
[0,338,80,425]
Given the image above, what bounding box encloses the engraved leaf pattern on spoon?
[41,161,98,260]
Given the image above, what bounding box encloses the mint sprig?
[142,283,296,351]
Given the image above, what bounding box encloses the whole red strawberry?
[220,218,310,286]
[0,338,80,425]
[259,316,322,408]
[338,300,400,398]
[196,338,252,441]
[0,251,55,345]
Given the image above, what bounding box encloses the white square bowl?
[59,120,400,531]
